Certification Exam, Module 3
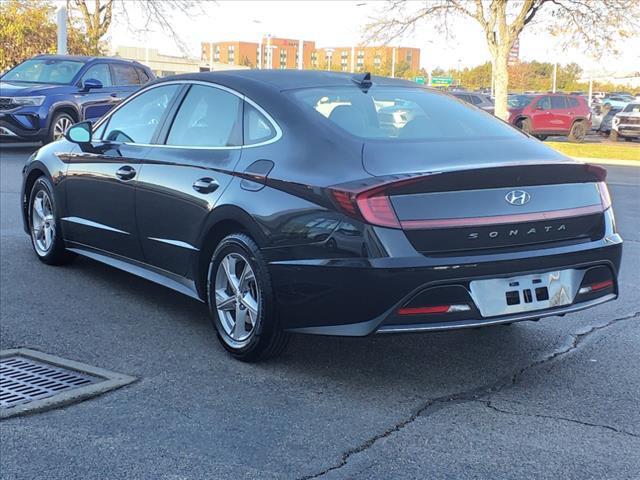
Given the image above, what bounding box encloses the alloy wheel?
[31,190,56,255]
[214,253,260,342]
[53,116,72,140]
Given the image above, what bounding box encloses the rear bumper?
[268,230,622,336]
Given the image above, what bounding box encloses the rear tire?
[28,177,75,265]
[568,121,587,143]
[207,233,289,362]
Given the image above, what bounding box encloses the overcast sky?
[101,0,639,74]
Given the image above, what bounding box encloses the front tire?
[568,121,587,143]
[516,118,532,135]
[207,233,289,362]
[47,112,75,143]
[28,177,75,265]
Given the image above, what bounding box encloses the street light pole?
[552,62,557,93]
[56,6,67,55]
[391,47,396,78]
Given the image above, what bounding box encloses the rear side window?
[101,84,180,143]
[136,68,151,84]
[290,86,519,140]
[551,96,567,109]
[244,103,276,145]
[112,64,140,85]
[166,85,242,147]
[567,97,579,108]
[81,64,112,87]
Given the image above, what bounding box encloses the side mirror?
[65,121,92,144]
[82,78,103,92]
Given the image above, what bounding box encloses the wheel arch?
[21,164,53,233]
[194,206,268,300]
[49,102,81,128]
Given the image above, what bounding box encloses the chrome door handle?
[115,165,136,181]
[193,177,219,193]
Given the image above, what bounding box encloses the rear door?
[135,83,244,276]
[549,96,571,132]
[110,63,142,107]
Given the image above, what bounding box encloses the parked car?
[508,93,591,142]
[0,54,154,143]
[610,102,640,142]
[451,91,495,114]
[21,71,621,361]
[597,106,623,135]
[602,95,632,109]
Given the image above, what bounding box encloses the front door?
[62,83,182,260]
[136,83,244,276]
[531,96,553,131]
[76,63,119,122]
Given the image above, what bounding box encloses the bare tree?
[67,0,209,55]
[365,0,639,120]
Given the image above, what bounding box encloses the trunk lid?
[360,140,608,255]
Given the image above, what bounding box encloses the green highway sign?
[431,76,453,86]
[414,76,426,85]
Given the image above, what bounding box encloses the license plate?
[469,269,586,317]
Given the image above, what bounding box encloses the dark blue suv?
[0,54,155,144]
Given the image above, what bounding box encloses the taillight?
[597,182,611,209]
[330,184,402,228]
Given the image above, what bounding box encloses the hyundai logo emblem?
[505,190,531,206]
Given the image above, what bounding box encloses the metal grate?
[0,355,98,409]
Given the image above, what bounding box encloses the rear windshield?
[290,86,520,141]
[2,59,84,84]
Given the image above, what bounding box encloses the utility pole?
[298,39,303,70]
[56,6,67,55]
[552,62,557,93]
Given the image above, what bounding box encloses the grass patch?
[546,142,640,161]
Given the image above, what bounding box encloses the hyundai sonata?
[21,70,622,361]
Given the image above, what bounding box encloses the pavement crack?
[481,400,640,438]
[297,310,639,480]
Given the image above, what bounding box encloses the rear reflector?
[398,304,471,316]
[578,279,613,295]
[400,204,603,230]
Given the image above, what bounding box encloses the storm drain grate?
[0,349,136,419]
[0,356,98,409]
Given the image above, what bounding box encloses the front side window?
[101,84,180,143]
[536,96,551,110]
[550,96,567,109]
[166,85,242,147]
[290,86,520,140]
[2,59,84,84]
[81,64,112,87]
[136,68,151,84]
[112,64,140,85]
[244,103,276,145]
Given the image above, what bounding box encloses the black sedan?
[21,70,622,361]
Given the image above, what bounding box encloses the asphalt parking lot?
[1,146,639,479]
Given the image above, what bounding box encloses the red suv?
[508,93,591,142]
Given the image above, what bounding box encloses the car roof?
[158,69,419,92]
[33,54,145,66]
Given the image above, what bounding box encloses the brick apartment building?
[201,37,420,75]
